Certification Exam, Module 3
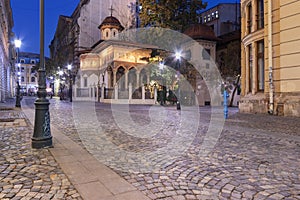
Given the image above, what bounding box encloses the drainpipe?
[268,0,274,114]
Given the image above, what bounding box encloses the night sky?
[11,0,238,57]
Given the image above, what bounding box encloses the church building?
[75,13,160,104]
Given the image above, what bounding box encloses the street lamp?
[58,70,64,100]
[67,64,73,102]
[175,51,181,110]
[32,0,52,148]
[159,61,164,105]
[14,39,22,108]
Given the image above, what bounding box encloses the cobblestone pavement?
[23,97,300,200]
[0,98,82,200]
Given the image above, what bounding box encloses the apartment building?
[240,0,300,117]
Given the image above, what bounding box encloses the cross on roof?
[109,5,115,17]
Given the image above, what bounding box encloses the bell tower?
[98,5,124,40]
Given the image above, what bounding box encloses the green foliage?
[33,58,58,77]
[139,0,207,31]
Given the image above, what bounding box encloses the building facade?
[16,52,40,95]
[49,0,136,75]
[76,15,158,104]
[0,0,14,102]
[199,3,240,37]
[200,3,241,106]
[240,0,300,117]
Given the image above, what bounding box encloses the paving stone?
[3,97,300,200]
[0,100,82,199]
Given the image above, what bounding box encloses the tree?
[33,58,59,78]
[139,0,207,31]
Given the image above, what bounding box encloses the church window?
[106,31,109,38]
[202,49,211,60]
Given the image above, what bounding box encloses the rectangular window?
[257,0,264,29]
[247,3,252,33]
[257,40,264,91]
[84,77,88,87]
[248,44,253,92]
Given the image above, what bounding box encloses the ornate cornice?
[242,29,264,46]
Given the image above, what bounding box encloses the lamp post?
[175,51,181,110]
[58,70,64,100]
[67,64,73,102]
[14,39,22,108]
[32,0,52,148]
[159,61,164,105]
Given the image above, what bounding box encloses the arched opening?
[128,67,137,89]
[116,66,125,90]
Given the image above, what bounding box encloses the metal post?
[32,0,52,148]
[15,81,21,107]
[15,47,21,108]
[223,90,229,119]
[69,72,73,102]
[176,60,181,110]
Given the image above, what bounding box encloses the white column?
[129,83,132,100]
[142,85,145,100]
[114,84,118,99]
[136,71,140,87]
[125,71,128,89]
[113,71,117,86]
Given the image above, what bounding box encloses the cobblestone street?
[1,97,300,199]
[0,98,82,200]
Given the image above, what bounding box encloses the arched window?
[31,77,36,82]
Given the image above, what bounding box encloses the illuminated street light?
[14,39,22,48]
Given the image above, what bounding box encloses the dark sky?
[11,0,237,57]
